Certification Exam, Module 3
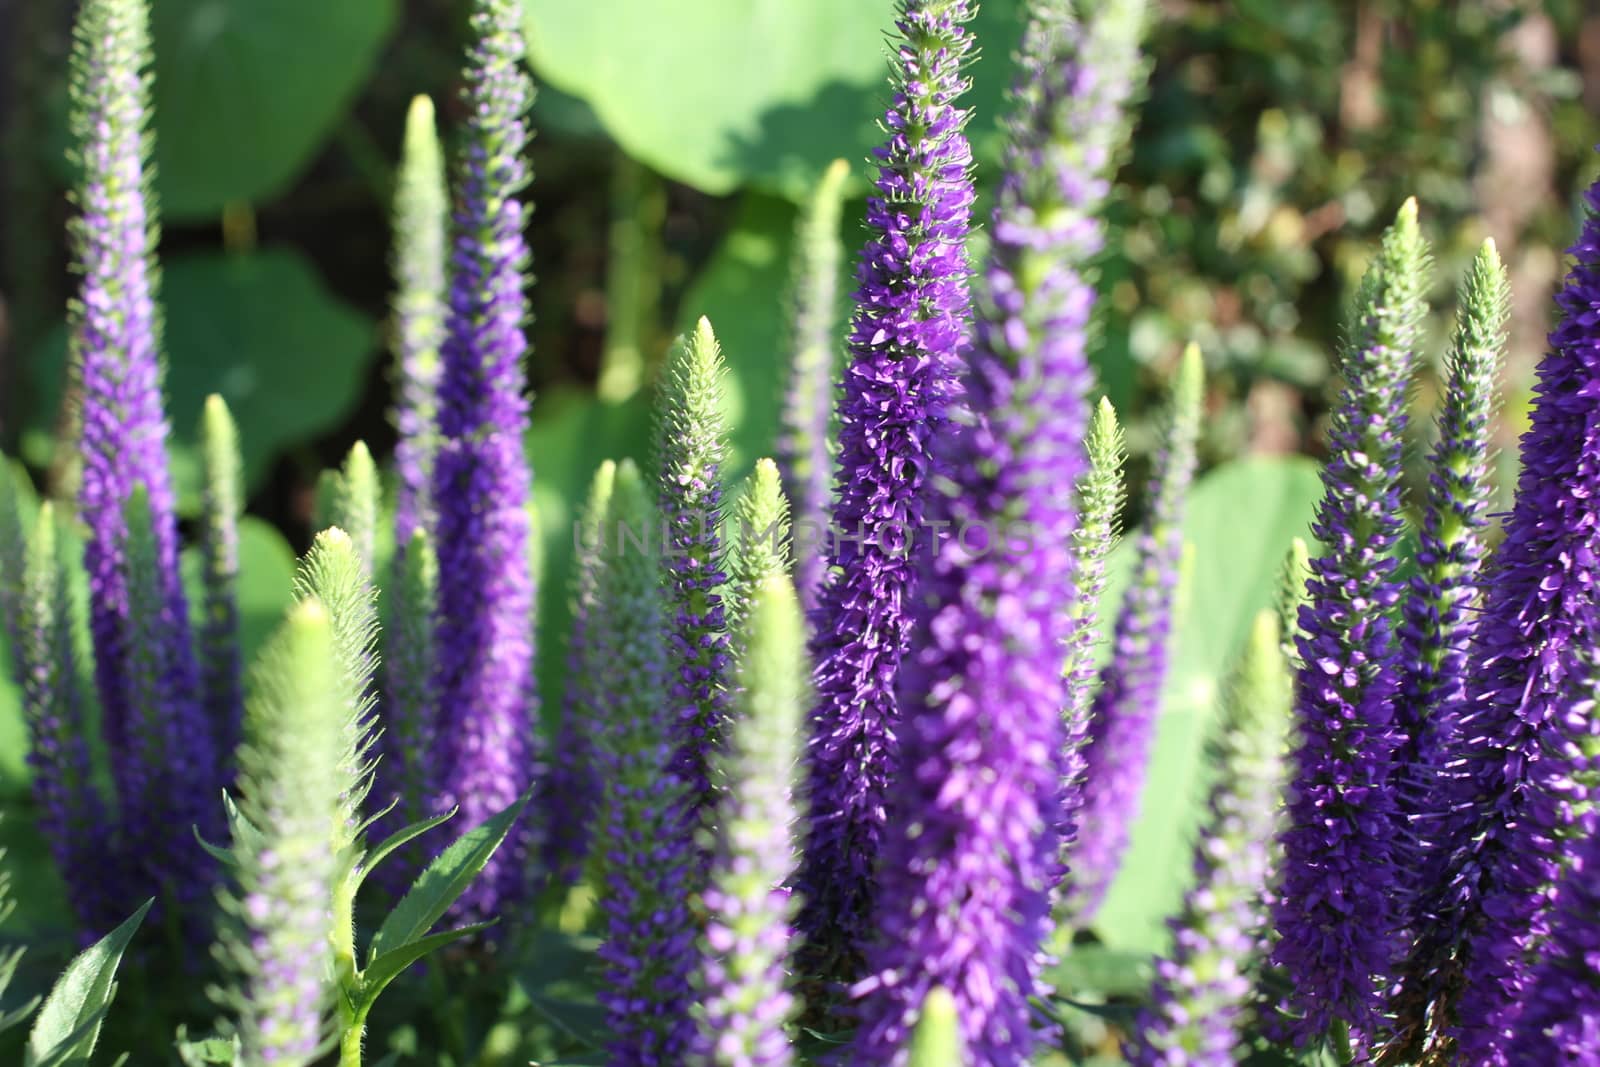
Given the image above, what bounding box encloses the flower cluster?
[16,2,1600,1067]
[794,0,979,996]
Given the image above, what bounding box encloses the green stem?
[333,875,362,1067]
[596,152,665,404]
[339,1018,364,1067]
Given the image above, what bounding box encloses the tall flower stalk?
[691,573,808,1067]
[1268,200,1429,1053]
[212,599,343,1067]
[68,0,217,904]
[390,93,449,551]
[198,395,245,765]
[656,317,733,832]
[1065,343,1202,924]
[1445,177,1600,1065]
[16,504,108,930]
[777,158,849,613]
[795,0,978,993]
[855,3,1149,1060]
[1384,239,1509,1060]
[428,0,538,922]
[591,460,697,1064]
[1125,610,1292,1067]
[1058,396,1126,869]
[541,460,616,884]
[1508,752,1600,1063]
[724,458,792,638]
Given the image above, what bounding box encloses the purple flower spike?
[17,505,113,931]
[853,3,1148,1062]
[1446,175,1600,1065]
[793,0,978,999]
[1510,737,1600,1067]
[1125,611,1291,1067]
[428,0,538,923]
[655,317,734,835]
[1383,239,1508,1062]
[1268,200,1429,1054]
[592,461,698,1064]
[1065,342,1202,925]
[68,0,218,904]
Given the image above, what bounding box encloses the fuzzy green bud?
[213,598,343,1067]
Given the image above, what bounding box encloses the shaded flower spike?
[198,394,245,765]
[777,158,849,613]
[655,316,733,833]
[1268,199,1429,1053]
[1126,610,1292,1067]
[0,460,33,657]
[375,526,438,896]
[1384,239,1509,1059]
[691,573,808,1067]
[1446,174,1600,1065]
[591,459,698,1064]
[1067,342,1203,925]
[120,486,218,910]
[724,458,793,642]
[17,503,110,930]
[1509,694,1600,1066]
[540,459,616,885]
[856,4,1150,1061]
[68,0,218,892]
[212,598,343,1067]
[795,0,978,994]
[428,0,539,923]
[1059,396,1127,865]
[390,93,449,551]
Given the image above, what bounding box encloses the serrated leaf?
[355,922,494,1015]
[191,826,235,867]
[24,898,151,1067]
[356,809,456,894]
[367,792,530,962]
[174,1029,239,1066]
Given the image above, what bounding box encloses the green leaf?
[356,809,457,893]
[24,898,151,1067]
[367,792,531,962]
[1093,457,1323,954]
[173,1030,238,1066]
[151,0,398,218]
[0,945,40,1032]
[520,0,1023,199]
[29,250,378,509]
[355,922,494,1014]
[1046,944,1154,1000]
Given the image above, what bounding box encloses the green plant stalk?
[596,152,666,403]
[335,875,361,1067]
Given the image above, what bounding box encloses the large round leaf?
[521,0,1023,199]
[151,0,398,218]
[29,248,378,509]
[1093,455,1324,954]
